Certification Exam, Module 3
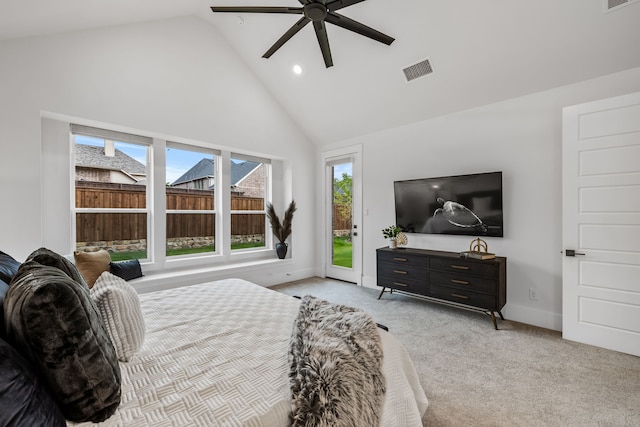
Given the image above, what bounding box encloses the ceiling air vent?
[403,59,433,82]
[605,0,638,12]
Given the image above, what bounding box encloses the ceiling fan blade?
[211,6,303,14]
[325,12,394,45]
[326,0,366,13]
[313,21,333,68]
[263,17,311,58]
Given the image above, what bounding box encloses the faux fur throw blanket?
[288,295,386,427]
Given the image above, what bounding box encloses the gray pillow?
[4,261,121,422]
[25,247,88,289]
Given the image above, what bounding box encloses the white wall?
[4,13,640,329]
[321,66,640,330]
[0,16,316,284]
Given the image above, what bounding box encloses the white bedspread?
[71,279,428,426]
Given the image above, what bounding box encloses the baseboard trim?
[362,274,377,289]
[502,303,562,331]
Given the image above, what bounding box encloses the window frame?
[69,124,279,272]
[165,142,220,259]
[71,129,152,262]
[229,154,272,253]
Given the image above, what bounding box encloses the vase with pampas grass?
[266,200,297,259]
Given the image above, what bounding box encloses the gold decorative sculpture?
[470,238,488,253]
[396,232,408,247]
[460,238,495,260]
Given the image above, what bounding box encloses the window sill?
[130,257,292,294]
[144,247,276,271]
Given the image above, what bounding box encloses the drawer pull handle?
[393,270,408,275]
[451,265,470,270]
[451,293,469,300]
[451,279,470,285]
[393,258,408,262]
[393,282,408,287]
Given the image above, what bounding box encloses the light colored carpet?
[271,277,640,427]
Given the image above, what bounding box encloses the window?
[72,125,151,261]
[165,144,218,257]
[230,155,269,251]
[70,124,278,267]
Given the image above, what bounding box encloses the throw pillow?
[0,249,20,284]
[109,259,143,281]
[91,271,145,362]
[0,279,8,339]
[0,337,66,427]
[5,261,121,423]
[74,249,111,288]
[25,247,87,288]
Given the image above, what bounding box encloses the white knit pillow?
[91,271,145,362]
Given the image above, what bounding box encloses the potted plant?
[266,200,297,259]
[382,225,402,248]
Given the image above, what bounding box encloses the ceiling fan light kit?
[211,0,394,68]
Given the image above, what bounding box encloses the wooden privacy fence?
[76,182,264,242]
[75,182,352,241]
[333,204,352,231]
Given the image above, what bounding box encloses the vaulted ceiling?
[3,0,640,145]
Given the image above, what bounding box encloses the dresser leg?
[488,311,499,330]
[377,287,386,300]
[498,310,505,321]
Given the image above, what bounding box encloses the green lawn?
[332,236,353,268]
[107,242,265,262]
[106,239,352,265]
[110,250,147,262]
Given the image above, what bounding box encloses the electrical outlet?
[529,288,538,300]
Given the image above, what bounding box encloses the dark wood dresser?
[376,247,507,329]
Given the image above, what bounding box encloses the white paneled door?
[562,91,640,356]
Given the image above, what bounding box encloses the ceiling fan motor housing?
[304,3,327,21]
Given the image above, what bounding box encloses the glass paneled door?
[324,149,361,284]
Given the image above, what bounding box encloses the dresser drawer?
[376,247,507,329]
[378,262,428,282]
[378,274,427,295]
[377,250,427,268]
[430,270,497,294]
[429,284,497,310]
[430,257,497,278]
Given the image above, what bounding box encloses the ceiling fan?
[210,0,395,68]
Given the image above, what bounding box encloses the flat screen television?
[394,171,503,237]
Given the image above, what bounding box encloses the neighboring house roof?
[231,160,260,186]
[171,158,214,186]
[171,159,260,187]
[75,144,146,175]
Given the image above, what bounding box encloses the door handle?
[565,249,585,257]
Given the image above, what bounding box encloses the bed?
[2,248,427,427]
[68,278,428,426]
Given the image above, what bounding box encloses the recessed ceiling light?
[292,64,303,75]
